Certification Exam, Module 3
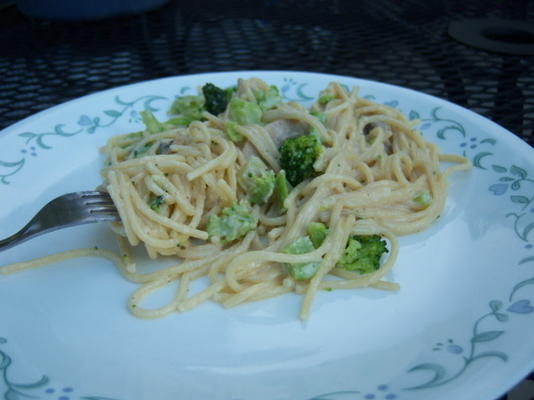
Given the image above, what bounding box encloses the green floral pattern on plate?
[404,263,534,391]
[0,95,166,185]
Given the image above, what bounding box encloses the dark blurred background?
[0,0,533,398]
[0,0,533,148]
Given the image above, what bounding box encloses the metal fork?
[0,191,120,251]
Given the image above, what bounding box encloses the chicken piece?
[265,119,309,148]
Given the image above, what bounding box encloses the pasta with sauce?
[1,77,470,320]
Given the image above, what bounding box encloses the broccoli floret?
[238,156,275,205]
[202,83,233,115]
[307,222,328,248]
[168,95,204,125]
[254,85,282,111]
[228,98,263,126]
[140,110,166,134]
[413,191,432,209]
[337,235,388,274]
[281,236,320,281]
[223,121,243,143]
[275,170,290,210]
[206,201,257,245]
[279,134,323,186]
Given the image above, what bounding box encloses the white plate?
[1,71,533,400]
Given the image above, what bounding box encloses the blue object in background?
[16,0,169,20]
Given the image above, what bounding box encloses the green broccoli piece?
[310,110,326,124]
[308,110,326,144]
[148,194,165,211]
[238,156,275,205]
[337,235,388,274]
[279,134,323,186]
[132,142,152,158]
[307,222,328,248]
[140,110,166,134]
[281,236,320,281]
[228,98,263,125]
[254,85,282,111]
[165,116,194,126]
[413,191,432,209]
[202,83,234,115]
[223,121,243,143]
[275,170,290,209]
[126,131,143,140]
[168,95,204,125]
[318,93,336,105]
[206,201,257,245]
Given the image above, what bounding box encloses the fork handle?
[0,220,47,251]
